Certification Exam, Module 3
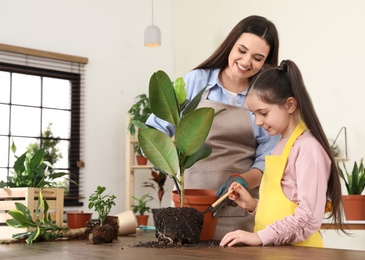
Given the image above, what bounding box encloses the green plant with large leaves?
[0,142,72,188]
[6,190,67,244]
[338,158,365,195]
[131,70,223,207]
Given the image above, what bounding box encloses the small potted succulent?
[88,186,117,244]
[131,193,154,226]
[338,158,365,220]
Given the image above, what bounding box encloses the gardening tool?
[204,189,234,213]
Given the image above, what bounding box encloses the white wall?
[1,0,364,250]
[0,0,174,215]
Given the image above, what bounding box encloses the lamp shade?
[144,25,161,47]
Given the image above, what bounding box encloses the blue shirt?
[146,68,280,172]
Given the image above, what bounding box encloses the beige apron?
[254,121,323,247]
[184,90,259,240]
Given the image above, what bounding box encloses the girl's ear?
[286,97,297,114]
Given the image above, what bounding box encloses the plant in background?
[131,193,154,215]
[26,123,63,167]
[6,190,67,244]
[131,70,223,207]
[143,169,166,208]
[338,158,365,195]
[127,93,152,136]
[88,186,116,226]
[0,141,71,188]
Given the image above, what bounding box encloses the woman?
[146,15,280,239]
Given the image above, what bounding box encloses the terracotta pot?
[342,195,365,220]
[136,155,148,165]
[67,212,93,229]
[172,189,219,240]
[136,215,149,226]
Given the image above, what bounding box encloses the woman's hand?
[228,182,257,212]
[220,230,262,247]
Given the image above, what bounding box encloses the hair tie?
[278,60,287,71]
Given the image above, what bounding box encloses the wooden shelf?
[125,114,155,210]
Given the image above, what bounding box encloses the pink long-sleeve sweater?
[257,131,331,245]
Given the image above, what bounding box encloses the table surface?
[1,230,365,259]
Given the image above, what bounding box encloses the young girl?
[220,60,346,248]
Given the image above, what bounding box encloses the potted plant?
[134,143,148,165]
[127,93,152,136]
[143,169,167,208]
[88,186,117,244]
[0,142,71,240]
[128,94,152,165]
[131,193,154,226]
[338,158,365,220]
[131,70,223,243]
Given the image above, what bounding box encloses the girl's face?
[246,93,297,138]
[227,33,270,81]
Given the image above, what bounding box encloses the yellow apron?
[254,121,323,247]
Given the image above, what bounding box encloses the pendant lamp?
[144,0,161,47]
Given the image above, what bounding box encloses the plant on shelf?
[6,190,67,244]
[88,186,117,244]
[131,70,222,206]
[133,143,148,165]
[127,93,152,136]
[339,158,365,195]
[131,193,154,216]
[142,168,166,208]
[338,158,365,220]
[131,193,154,226]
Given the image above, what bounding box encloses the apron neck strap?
[281,121,307,157]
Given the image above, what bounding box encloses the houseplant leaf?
[149,70,180,127]
[175,107,215,156]
[138,128,179,176]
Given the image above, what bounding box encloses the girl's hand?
[228,182,257,212]
[220,230,262,247]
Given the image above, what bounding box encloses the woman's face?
[227,33,270,81]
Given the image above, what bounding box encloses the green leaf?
[149,70,180,127]
[7,210,37,227]
[181,86,208,118]
[138,128,179,176]
[26,226,41,244]
[183,144,212,170]
[13,152,26,175]
[29,149,45,170]
[173,77,186,105]
[175,108,215,156]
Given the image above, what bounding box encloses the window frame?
[0,44,88,206]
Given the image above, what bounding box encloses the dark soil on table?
[129,239,221,249]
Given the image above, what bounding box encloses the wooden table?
[1,230,365,259]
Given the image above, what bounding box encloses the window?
[0,44,88,206]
